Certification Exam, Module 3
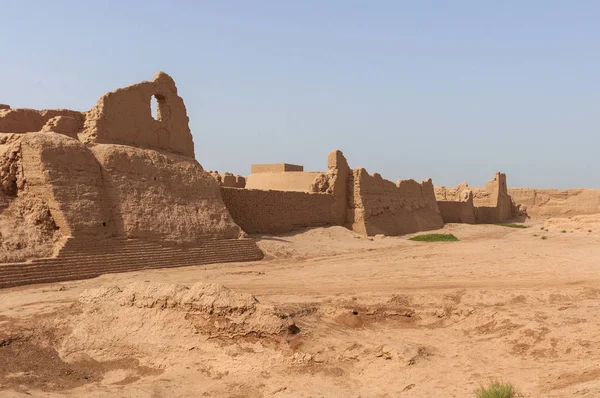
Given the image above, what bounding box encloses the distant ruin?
[220,150,445,235]
[435,173,522,224]
[508,188,600,217]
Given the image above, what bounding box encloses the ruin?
[0,72,263,288]
[435,173,522,224]
[508,188,600,217]
[220,150,444,235]
[0,72,526,289]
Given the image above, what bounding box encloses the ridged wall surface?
[0,237,263,289]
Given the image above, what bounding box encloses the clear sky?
[1,1,599,188]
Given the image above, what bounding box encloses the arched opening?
[150,95,159,120]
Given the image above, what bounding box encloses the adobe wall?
[509,188,600,217]
[80,72,195,158]
[245,171,322,192]
[251,163,303,173]
[437,190,476,224]
[0,107,85,134]
[208,171,246,188]
[20,133,116,238]
[220,187,335,234]
[91,144,242,244]
[313,150,352,226]
[222,149,446,236]
[220,150,351,234]
[348,169,443,236]
[436,173,520,224]
[0,72,255,263]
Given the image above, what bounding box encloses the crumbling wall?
[20,133,115,238]
[220,187,335,234]
[81,72,194,158]
[220,150,351,234]
[0,133,61,262]
[437,190,476,224]
[222,149,447,236]
[471,173,518,223]
[1,72,258,266]
[311,150,352,226]
[348,169,443,236]
[208,171,246,188]
[245,171,322,192]
[0,107,85,135]
[91,145,242,244]
[437,173,520,224]
[509,188,600,217]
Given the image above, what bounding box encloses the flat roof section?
[251,163,304,173]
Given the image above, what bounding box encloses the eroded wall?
[348,169,443,236]
[20,133,115,238]
[437,191,476,224]
[222,149,447,236]
[436,173,520,224]
[0,72,252,263]
[220,150,350,234]
[91,145,242,244]
[509,188,600,217]
[0,108,85,135]
[245,171,322,192]
[81,72,194,157]
[221,188,335,234]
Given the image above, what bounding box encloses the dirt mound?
[0,325,157,392]
[58,282,296,366]
[255,226,405,260]
[542,214,600,232]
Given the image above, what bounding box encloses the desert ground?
[2,217,600,397]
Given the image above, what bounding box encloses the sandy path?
[2,221,600,397]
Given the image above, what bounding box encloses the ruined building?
[0,72,263,288]
[219,151,445,236]
[0,72,522,289]
[435,173,523,224]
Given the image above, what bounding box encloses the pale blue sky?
[1,1,598,188]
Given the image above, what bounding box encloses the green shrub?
[541,236,548,240]
[409,233,459,242]
[560,230,567,233]
[475,380,521,398]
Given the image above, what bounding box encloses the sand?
[2,221,600,397]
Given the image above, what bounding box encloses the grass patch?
[409,233,459,242]
[541,236,548,240]
[496,223,528,229]
[475,380,521,398]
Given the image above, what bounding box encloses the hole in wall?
[151,95,159,121]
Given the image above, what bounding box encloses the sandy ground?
[2,216,600,397]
